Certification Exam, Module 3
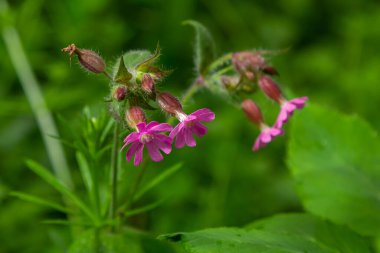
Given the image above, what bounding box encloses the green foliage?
[183,20,216,75]
[288,104,380,236]
[162,213,372,253]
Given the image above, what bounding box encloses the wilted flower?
[121,121,173,166]
[170,109,215,148]
[62,44,106,74]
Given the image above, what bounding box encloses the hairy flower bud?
[62,44,105,73]
[241,99,263,126]
[125,106,146,129]
[232,51,266,72]
[258,75,283,103]
[156,92,183,115]
[113,85,127,101]
[142,74,154,93]
[261,65,279,76]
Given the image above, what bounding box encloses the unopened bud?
[142,74,154,93]
[62,44,106,73]
[221,76,239,91]
[241,99,263,126]
[258,76,283,103]
[261,65,279,76]
[125,106,146,129]
[113,85,127,101]
[156,92,183,115]
[232,51,266,73]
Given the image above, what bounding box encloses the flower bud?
[232,51,266,72]
[221,76,239,91]
[156,92,183,115]
[142,74,154,93]
[258,75,283,103]
[125,106,146,129]
[62,44,106,74]
[261,65,279,76]
[241,99,263,126]
[113,85,127,101]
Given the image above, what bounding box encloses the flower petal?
[126,142,142,161]
[149,123,173,133]
[146,142,164,162]
[154,134,173,154]
[121,132,139,150]
[174,128,186,149]
[192,122,208,137]
[184,128,196,147]
[170,122,184,138]
[134,144,144,166]
[190,108,215,122]
[145,121,159,129]
[136,122,147,132]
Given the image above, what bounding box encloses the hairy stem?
[110,122,120,232]
[1,0,73,188]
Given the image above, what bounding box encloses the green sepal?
[114,56,132,85]
[136,42,161,72]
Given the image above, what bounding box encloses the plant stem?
[0,0,73,188]
[110,122,120,232]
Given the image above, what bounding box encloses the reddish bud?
[261,65,279,76]
[62,44,106,74]
[232,51,266,73]
[113,85,127,101]
[241,99,263,126]
[258,76,283,103]
[125,106,146,129]
[142,74,154,93]
[156,92,183,115]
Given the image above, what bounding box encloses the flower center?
[140,133,154,144]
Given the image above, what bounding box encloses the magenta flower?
[170,108,215,148]
[121,121,173,166]
[253,126,284,151]
[274,97,308,128]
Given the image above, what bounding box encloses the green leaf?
[11,191,71,213]
[288,104,380,236]
[124,198,166,218]
[42,219,91,226]
[161,213,372,253]
[136,42,161,72]
[76,152,93,199]
[133,163,182,202]
[114,56,132,84]
[183,20,216,75]
[122,50,152,69]
[26,160,98,224]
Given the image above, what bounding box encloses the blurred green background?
[1,0,380,252]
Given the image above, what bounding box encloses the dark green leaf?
[161,213,372,253]
[288,104,380,236]
[11,191,71,213]
[114,56,132,84]
[183,20,216,75]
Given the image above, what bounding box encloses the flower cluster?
[224,51,308,151]
[62,44,215,166]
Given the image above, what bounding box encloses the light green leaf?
[288,104,380,236]
[136,42,161,72]
[11,191,71,213]
[133,163,182,202]
[183,20,216,75]
[161,213,372,253]
[122,50,152,69]
[26,160,98,224]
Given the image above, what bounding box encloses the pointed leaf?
[11,191,71,213]
[76,152,93,197]
[42,219,91,226]
[124,198,166,217]
[26,160,98,223]
[114,56,132,84]
[183,20,216,75]
[136,42,161,72]
[288,104,380,236]
[133,163,182,202]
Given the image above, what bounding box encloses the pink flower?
[121,121,173,166]
[274,97,308,128]
[253,126,284,151]
[170,108,215,148]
